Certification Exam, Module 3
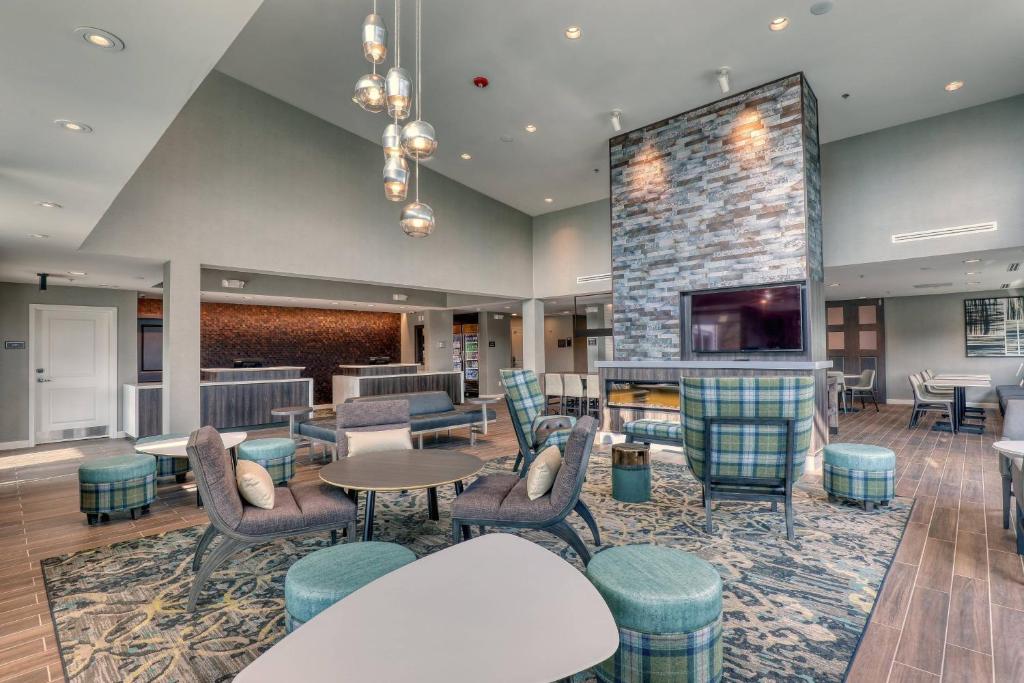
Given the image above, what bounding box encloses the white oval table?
[234,533,618,683]
[135,432,247,506]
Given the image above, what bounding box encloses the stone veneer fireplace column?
[602,73,831,450]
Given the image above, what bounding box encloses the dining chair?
[563,374,585,417]
[544,373,564,414]
[681,376,815,541]
[585,374,601,419]
[451,416,601,564]
[185,427,357,611]
[846,369,879,412]
[908,373,953,428]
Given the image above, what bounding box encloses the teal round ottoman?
[78,454,157,525]
[136,433,189,482]
[285,542,416,632]
[237,438,297,485]
[587,545,723,683]
[823,443,895,511]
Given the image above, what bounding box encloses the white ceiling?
[823,247,1024,300]
[0,0,262,288]
[217,0,1024,217]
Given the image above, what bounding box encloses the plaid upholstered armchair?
[500,369,576,474]
[682,376,815,541]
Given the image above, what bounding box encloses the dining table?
[924,373,991,434]
[233,533,619,683]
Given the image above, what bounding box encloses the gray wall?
[532,199,611,299]
[478,313,511,396]
[544,316,576,373]
[884,289,1024,404]
[83,71,534,299]
[823,95,1024,267]
[0,283,138,443]
[422,310,454,373]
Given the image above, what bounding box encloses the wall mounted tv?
[689,284,805,353]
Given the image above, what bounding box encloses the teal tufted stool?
[285,542,416,632]
[135,433,190,483]
[237,438,297,485]
[78,454,157,525]
[823,443,895,511]
[587,545,723,683]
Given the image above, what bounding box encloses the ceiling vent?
[891,221,997,244]
[392,293,408,301]
[221,279,247,289]
[576,272,611,284]
[1001,283,1011,289]
[912,282,954,289]
[1008,262,1020,272]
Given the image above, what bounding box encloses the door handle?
[37,378,52,383]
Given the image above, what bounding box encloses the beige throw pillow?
[236,459,275,509]
[526,445,562,500]
[347,427,413,456]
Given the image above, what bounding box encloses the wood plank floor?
[0,403,1021,682]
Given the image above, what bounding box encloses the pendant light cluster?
[354,0,436,237]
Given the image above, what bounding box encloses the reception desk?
[597,360,834,453]
[123,366,314,438]
[332,366,464,406]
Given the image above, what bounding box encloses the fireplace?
[606,381,680,412]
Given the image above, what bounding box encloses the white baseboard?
[112,431,127,439]
[886,398,998,409]
[0,440,31,451]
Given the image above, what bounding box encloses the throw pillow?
[236,459,275,509]
[526,445,562,500]
[347,427,413,456]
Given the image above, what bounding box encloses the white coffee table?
[468,395,502,435]
[234,534,618,683]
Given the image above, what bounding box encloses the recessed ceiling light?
[67,271,87,276]
[27,233,49,239]
[460,153,472,160]
[36,201,62,209]
[769,17,790,31]
[544,197,554,203]
[827,282,840,287]
[525,124,537,133]
[368,304,376,307]
[74,27,125,51]
[55,119,92,133]
[809,1,834,15]
[564,26,582,40]
[965,271,978,275]
[963,258,981,263]
[944,80,964,92]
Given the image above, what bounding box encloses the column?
[162,259,201,433]
[423,310,454,372]
[522,298,545,375]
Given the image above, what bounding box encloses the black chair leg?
[330,530,338,545]
[427,487,439,521]
[574,499,601,546]
[461,525,473,540]
[546,521,591,565]
[451,519,462,544]
[512,453,522,473]
[1003,474,1012,530]
[872,391,879,412]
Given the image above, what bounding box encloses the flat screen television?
[689,284,804,353]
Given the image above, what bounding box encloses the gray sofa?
[296,391,497,457]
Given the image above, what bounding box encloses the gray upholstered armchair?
[1000,400,1024,532]
[450,416,600,564]
[1012,457,1024,555]
[335,400,411,459]
[186,427,358,611]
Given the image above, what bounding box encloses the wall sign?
[964,296,1023,357]
[4,341,26,350]
[488,341,495,347]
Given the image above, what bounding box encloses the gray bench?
[296,391,497,457]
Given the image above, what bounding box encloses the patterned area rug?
[42,454,911,682]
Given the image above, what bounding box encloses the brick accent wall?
[609,73,822,360]
[138,299,401,404]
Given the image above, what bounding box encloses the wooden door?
[826,299,886,400]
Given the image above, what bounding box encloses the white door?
[33,306,116,443]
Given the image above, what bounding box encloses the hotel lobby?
[1,1,1023,681]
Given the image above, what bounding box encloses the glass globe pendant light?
[400,0,437,159]
[361,3,388,64]
[400,159,434,237]
[383,155,408,201]
[352,71,386,112]
[382,121,402,158]
[385,0,412,119]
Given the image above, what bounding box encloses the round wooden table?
[320,449,483,541]
[270,405,313,445]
